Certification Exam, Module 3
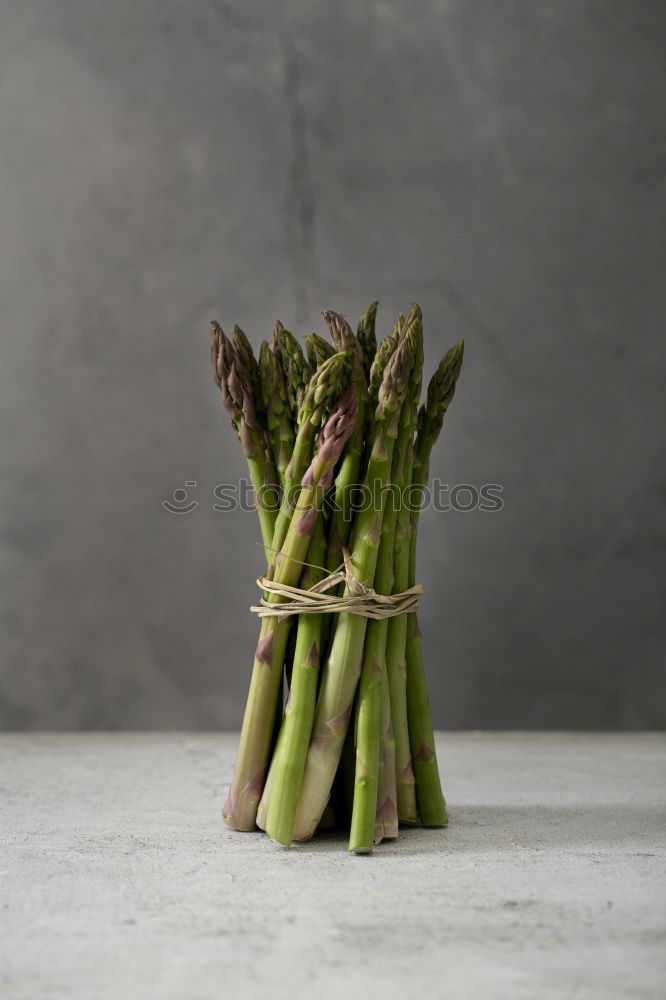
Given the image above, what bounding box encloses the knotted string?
[250,547,422,620]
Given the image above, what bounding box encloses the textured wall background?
[1,1,664,730]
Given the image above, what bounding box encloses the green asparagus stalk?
[348,617,385,852]
[371,320,410,844]
[211,322,277,561]
[384,309,423,823]
[291,313,420,842]
[321,311,368,577]
[349,321,421,853]
[371,323,410,843]
[223,387,357,831]
[385,439,419,822]
[340,308,417,851]
[270,352,351,561]
[268,327,313,744]
[356,301,378,381]
[255,507,328,836]
[317,311,371,817]
[262,512,328,845]
[410,340,464,583]
[375,669,398,842]
[406,339,464,826]
[368,316,402,416]
[259,339,294,490]
[348,404,402,851]
[233,324,284,555]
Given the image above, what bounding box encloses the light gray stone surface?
[1,2,665,731]
[2,732,665,999]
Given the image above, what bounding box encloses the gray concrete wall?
[1,0,664,730]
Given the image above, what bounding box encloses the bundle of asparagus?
[211,303,463,853]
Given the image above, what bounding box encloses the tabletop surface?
[2,732,665,1000]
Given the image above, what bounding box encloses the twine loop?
[250,548,422,621]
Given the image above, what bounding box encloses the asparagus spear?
[323,310,350,353]
[211,322,277,561]
[291,312,420,842]
[406,339,464,826]
[368,316,402,416]
[348,395,406,853]
[305,332,336,370]
[356,301,378,381]
[270,352,351,561]
[232,324,265,427]
[316,308,372,829]
[370,323,413,845]
[384,309,424,824]
[321,311,368,578]
[349,309,422,852]
[223,387,357,831]
[262,512,328,845]
[273,323,313,419]
[259,340,295,490]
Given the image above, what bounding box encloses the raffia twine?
[250,548,422,621]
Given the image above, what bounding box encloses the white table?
[2,733,664,999]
